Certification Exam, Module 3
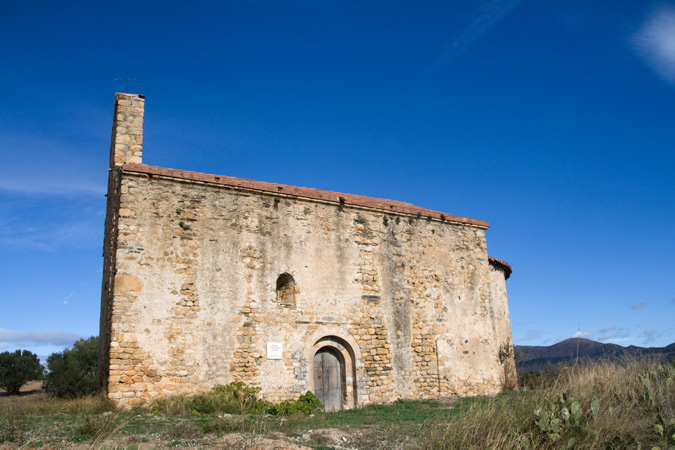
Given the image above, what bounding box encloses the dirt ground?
[0,427,362,450]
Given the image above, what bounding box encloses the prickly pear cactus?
[534,392,599,444]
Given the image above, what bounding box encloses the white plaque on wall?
[267,342,283,360]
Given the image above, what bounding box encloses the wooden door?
[313,348,342,411]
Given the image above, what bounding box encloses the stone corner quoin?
[98,92,516,409]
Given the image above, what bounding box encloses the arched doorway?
[306,331,362,411]
[313,347,344,411]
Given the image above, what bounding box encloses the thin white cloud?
[514,329,543,343]
[0,133,106,197]
[572,330,593,339]
[0,178,104,197]
[598,326,630,341]
[0,215,102,251]
[0,192,104,251]
[630,302,647,310]
[643,329,659,345]
[0,328,81,348]
[633,4,675,85]
[63,292,75,305]
[430,0,524,72]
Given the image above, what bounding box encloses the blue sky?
[1,1,674,359]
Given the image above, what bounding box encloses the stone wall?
[487,260,517,389]
[102,169,513,406]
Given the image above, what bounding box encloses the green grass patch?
[305,399,457,429]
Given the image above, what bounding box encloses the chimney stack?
[110,93,144,167]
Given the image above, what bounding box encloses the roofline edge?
[488,256,512,280]
[120,164,490,229]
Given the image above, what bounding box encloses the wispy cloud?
[0,184,104,251]
[0,207,103,251]
[63,291,75,305]
[572,330,593,339]
[0,133,106,197]
[0,178,104,197]
[598,326,630,341]
[430,0,523,72]
[630,302,647,310]
[643,329,659,345]
[61,279,95,305]
[0,328,81,348]
[514,329,542,343]
[633,4,675,85]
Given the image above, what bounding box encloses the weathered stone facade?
[99,93,515,408]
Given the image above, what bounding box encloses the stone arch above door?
[304,328,364,410]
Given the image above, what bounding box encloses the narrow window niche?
[276,273,296,307]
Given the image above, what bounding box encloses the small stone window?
[276,273,296,307]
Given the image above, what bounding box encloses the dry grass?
[422,360,675,449]
[0,384,116,445]
[1,389,113,415]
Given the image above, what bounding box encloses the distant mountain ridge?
[514,338,675,373]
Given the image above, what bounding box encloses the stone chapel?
[99,93,516,409]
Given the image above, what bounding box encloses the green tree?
[0,350,44,395]
[44,336,99,398]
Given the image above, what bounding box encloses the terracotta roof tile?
[488,256,512,280]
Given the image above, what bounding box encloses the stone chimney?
[110,93,144,167]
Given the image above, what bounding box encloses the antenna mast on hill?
[114,72,137,93]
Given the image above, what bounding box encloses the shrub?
[267,391,323,416]
[0,350,44,395]
[152,383,322,417]
[44,336,98,398]
[192,382,270,414]
[153,381,270,416]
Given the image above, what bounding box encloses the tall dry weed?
[0,407,28,443]
[1,391,113,416]
[423,360,675,449]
